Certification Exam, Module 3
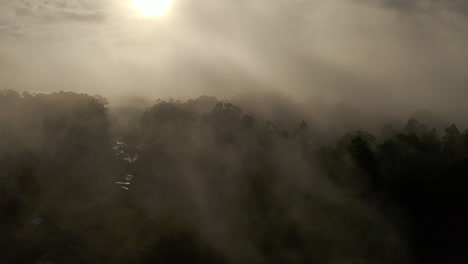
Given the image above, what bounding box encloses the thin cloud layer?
[0,0,467,122]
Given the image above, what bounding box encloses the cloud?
[374,0,468,14]
[14,8,105,24]
[0,0,467,123]
[0,0,110,38]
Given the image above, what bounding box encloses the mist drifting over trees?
[1,0,468,263]
[1,90,467,264]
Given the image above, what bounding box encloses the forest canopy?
[0,90,467,264]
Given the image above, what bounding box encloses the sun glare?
[130,0,172,17]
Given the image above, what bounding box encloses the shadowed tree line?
[317,118,468,263]
[0,90,466,264]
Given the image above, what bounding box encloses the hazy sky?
[1,0,467,115]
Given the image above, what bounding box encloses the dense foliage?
[0,90,466,264]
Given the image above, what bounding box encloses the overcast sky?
[1,0,467,117]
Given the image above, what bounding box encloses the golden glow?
[130,0,172,17]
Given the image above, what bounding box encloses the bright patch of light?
[130,0,172,17]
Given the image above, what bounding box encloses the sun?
[130,0,173,17]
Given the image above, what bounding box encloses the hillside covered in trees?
[1,90,467,264]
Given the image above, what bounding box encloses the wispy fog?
[1,3,468,261]
[1,0,467,122]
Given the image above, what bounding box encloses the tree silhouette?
[1,91,467,264]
